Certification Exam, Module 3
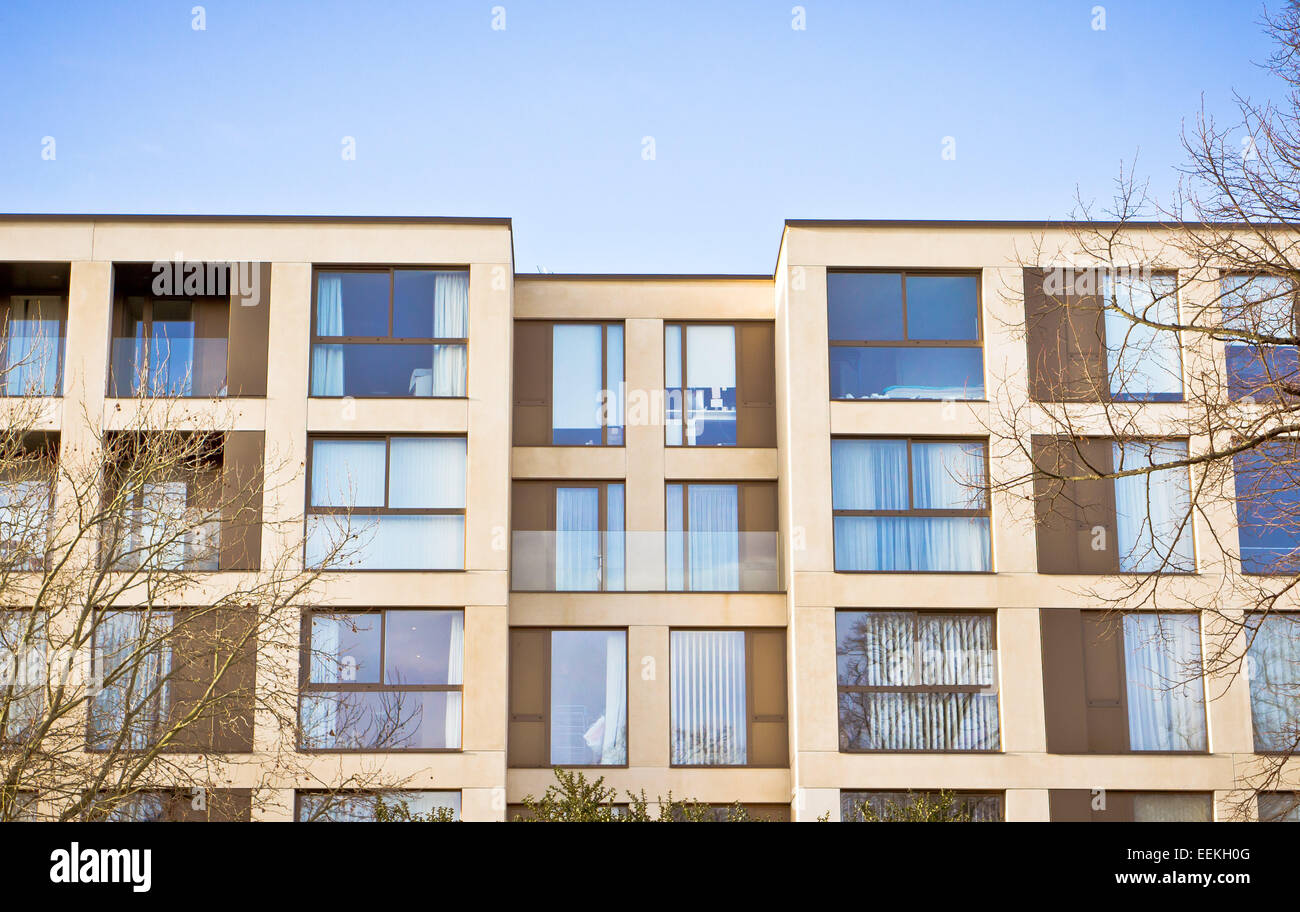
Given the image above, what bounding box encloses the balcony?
[510,530,781,592]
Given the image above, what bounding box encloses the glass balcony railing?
[108,337,229,398]
[511,530,781,592]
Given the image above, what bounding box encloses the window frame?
[830,436,993,573]
[666,480,779,592]
[308,265,470,400]
[304,433,467,572]
[834,608,1001,754]
[294,789,462,821]
[664,320,764,447]
[298,608,465,754]
[550,320,624,447]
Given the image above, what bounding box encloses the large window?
[831,438,991,572]
[841,791,1002,822]
[306,435,466,570]
[296,790,461,821]
[666,482,779,591]
[1234,440,1300,574]
[508,628,627,767]
[1259,792,1300,821]
[0,610,44,743]
[87,610,173,751]
[1025,268,1182,402]
[300,609,463,751]
[512,321,624,446]
[511,481,624,591]
[669,629,787,767]
[665,322,776,446]
[1220,275,1298,402]
[1032,436,1195,574]
[311,268,468,398]
[2,294,64,397]
[1041,610,1207,753]
[835,611,999,751]
[1246,612,1300,751]
[828,271,984,401]
[0,441,55,572]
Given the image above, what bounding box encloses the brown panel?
[512,321,551,446]
[209,607,257,752]
[1040,608,1089,753]
[167,608,256,753]
[512,482,555,589]
[739,482,779,591]
[219,431,264,571]
[1091,790,1135,822]
[167,608,216,751]
[1032,435,1080,573]
[1048,789,1095,822]
[192,297,229,396]
[1082,611,1129,753]
[508,628,549,768]
[171,787,253,821]
[1024,267,1107,402]
[747,629,788,767]
[1023,268,1057,402]
[1063,270,1108,401]
[226,262,270,397]
[736,322,776,447]
[1073,438,1119,573]
[1032,436,1118,574]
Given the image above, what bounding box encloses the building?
[0,214,1295,822]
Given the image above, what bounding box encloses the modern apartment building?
[1,214,1296,822]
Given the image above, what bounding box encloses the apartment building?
[0,215,1296,821]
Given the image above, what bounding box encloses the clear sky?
[0,0,1283,272]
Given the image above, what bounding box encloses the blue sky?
[0,0,1281,272]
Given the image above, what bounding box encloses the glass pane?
[388,437,466,509]
[310,440,387,507]
[605,324,623,445]
[1226,343,1300,402]
[1122,613,1207,751]
[310,613,381,684]
[1133,793,1212,822]
[310,342,465,397]
[317,272,388,337]
[556,487,601,591]
[605,484,625,591]
[841,791,1001,822]
[905,275,979,340]
[828,273,903,341]
[829,346,984,400]
[552,325,603,445]
[687,484,739,591]
[1104,273,1183,401]
[300,690,461,749]
[1259,793,1300,822]
[298,791,460,822]
[306,514,465,570]
[550,630,627,765]
[834,516,992,571]
[1247,613,1300,751]
[838,692,1000,751]
[393,270,468,339]
[1112,441,1194,573]
[1234,441,1300,574]
[4,316,62,397]
[684,325,736,445]
[835,611,915,686]
[666,484,685,591]
[911,441,987,510]
[830,439,909,510]
[384,610,463,686]
[671,630,747,765]
[665,325,683,445]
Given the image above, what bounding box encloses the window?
[841,791,1002,822]
[2,295,64,397]
[311,268,468,398]
[831,438,990,572]
[300,610,463,751]
[1246,612,1300,751]
[508,628,627,767]
[835,611,999,751]
[306,435,466,570]
[1233,440,1300,574]
[88,789,252,822]
[828,271,983,401]
[1259,792,1300,821]
[0,610,44,743]
[510,482,624,591]
[665,322,775,446]
[1040,610,1207,753]
[1024,268,1182,402]
[669,629,787,767]
[1049,790,1212,822]
[1220,275,1298,402]
[1032,436,1195,574]
[0,438,56,571]
[87,610,173,751]
[666,482,779,591]
[296,790,460,821]
[512,321,624,446]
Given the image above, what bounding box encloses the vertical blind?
[671,630,747,765]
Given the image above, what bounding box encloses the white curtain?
[1123,613,1207,751]
[687,484,739,591]
[1248,614,1300,751]
[0,479,52,568]
[387,437,466,508]
[89,610,173,750]
[911,441,986,510]
[0,611,44,740]
[556,487,600,590]
[600,632,627,764]
[831,439,909,510]
[5,299,59,396]
[431,271,469,396]
[1104,272,1183,400]
[312,275,344,395]
[445,612,464,749]
[666,484,685,590]
[310,439,386,507]
[604,484,625,591]
[671,630,747,765]
[1113,441,1195,572]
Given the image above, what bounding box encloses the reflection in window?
[297,790,461,821]
[1259,792,1300,821]
[1132,793,1212,822]
[1220,276,1298,402]
[831,438,991,571]
[841,790,1002,822]
[311,269,468,398]
[1246,613,1300,751]
[1122,613,1207,752]
[0,611,44,743]
[87,611,173,751]
[549,630,627,765]
[1102,272,1183,402]
[552,324,622,445]
[666,324,736,445]
[1234,440,1300,574]
[1111,440,1195,573]
[828,272,983,401]
[671,630,746,766]
[835,611,999,751]
[301,610,463,750]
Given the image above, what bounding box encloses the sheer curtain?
[5,299,59,396]
[431,271,468,396]
[301,615,341,747]
[604,484,625,591]
[687,484,739,590]
[312,275,344,395]
[666,484,685,590]
[1123,613,1207,751]
[832,440,908,571]
[556,487,600,590]
[1248,614,1300,751]
[1104,272,1184,400]
[671,630,746,765]
[444,612,464,749]
[600,632,627,764]
[1113,441,1195,573]
[89,611,173,750]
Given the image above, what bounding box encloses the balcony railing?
[511,530,781,592]
[109,337,229,398]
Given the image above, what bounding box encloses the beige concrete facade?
[0,215,1285,821]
